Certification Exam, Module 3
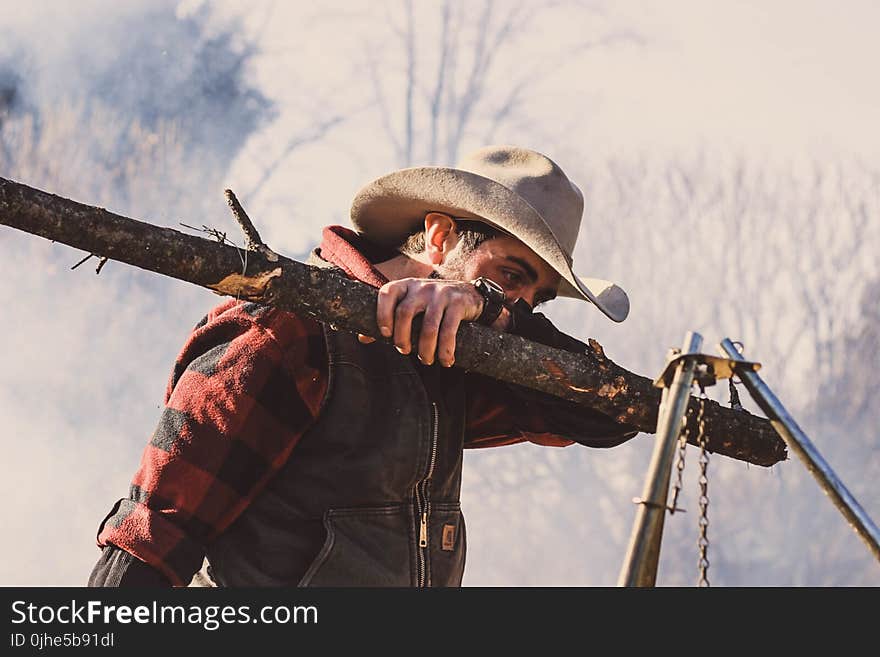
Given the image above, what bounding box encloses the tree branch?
[0,176,787,467]
[243,113,344,200]
[363,39,403,165]
[427,0,452,163]
[403,0,415,166]
[224,189,279,262]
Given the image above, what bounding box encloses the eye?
[501,269,524,286]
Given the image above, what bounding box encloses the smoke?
[0,0,273,584]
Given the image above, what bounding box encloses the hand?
[357,277,501,367]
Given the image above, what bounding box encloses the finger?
[491,306,513,331]
[393,294,424,354]
[417,304,445,365]
[357,334,376,344]
[376,281,408,339]
[437,306,465,367]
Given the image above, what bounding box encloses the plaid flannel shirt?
[96,226,634,586]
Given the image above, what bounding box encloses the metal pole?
[719,338,880,564]
[618,332,703,586]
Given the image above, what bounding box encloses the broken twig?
[71,253,95,270]
[71,252,108,274]
[224,189,279,262]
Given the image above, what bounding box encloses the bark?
[0,176,787,466]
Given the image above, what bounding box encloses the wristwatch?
[471,277,506,326]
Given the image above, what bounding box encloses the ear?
[423,212,458,265]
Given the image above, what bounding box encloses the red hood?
[317,225,394,289]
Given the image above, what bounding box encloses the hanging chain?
[695,390,710,587]
[664,368,716,586]
[668,411,689,515]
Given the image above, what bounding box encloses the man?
[88,144,638,587]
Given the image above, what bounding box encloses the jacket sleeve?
[465,304,639,449]
[88,545,172,587]
[90,301,327,587]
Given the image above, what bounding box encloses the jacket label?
[441,523,456,551]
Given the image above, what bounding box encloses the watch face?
[480,277,504,295]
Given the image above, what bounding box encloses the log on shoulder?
[0,176,787,467]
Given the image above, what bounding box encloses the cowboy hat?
[349,144,629,322]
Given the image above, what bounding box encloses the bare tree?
[360,0,642,166]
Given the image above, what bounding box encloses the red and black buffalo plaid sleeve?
[464,374,639,449]
[95,299,327,586]
[463,305,639,449]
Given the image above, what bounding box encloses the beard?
[430,250,469,282]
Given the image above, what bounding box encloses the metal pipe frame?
[719,337,880,564]
[617,332,703,587]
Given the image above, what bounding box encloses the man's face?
[438,234,561,309]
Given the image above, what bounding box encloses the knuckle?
[422,317,440,336]
[424,301,444,318]
[443,308,464,325]
[395,300,416,318]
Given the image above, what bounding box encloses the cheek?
[463,258,492,281]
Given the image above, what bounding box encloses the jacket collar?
[317,225,394,289]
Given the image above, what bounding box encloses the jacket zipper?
[415,402,439,587]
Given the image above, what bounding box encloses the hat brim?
[350,166,629,322]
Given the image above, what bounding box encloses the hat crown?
[456,145,584,256]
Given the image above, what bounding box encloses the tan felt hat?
[350,144,629,322]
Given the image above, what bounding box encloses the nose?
[514,285,540,309]
[509,298,534,315]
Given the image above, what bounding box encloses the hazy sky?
[576,0,880,155]
[6,0,878,158]
[228,0,880,156]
